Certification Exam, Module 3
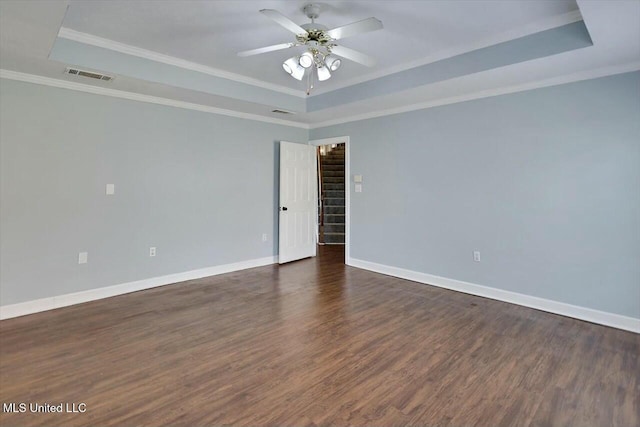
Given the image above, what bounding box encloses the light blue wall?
[2,72,639,319]
[0,79,306,305]
[311,72,640,319]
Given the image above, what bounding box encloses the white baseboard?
[0,256,277,320]
[347,258,640,334]
[5,255,637,333]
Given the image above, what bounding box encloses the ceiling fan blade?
[326,17,383,40]
[238,43,296,57]
[260,9,307,35]
[331,45,377,67]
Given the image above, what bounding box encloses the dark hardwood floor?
[1,246,638,426]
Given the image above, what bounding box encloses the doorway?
[310,137,350,265]
[317,143,345,245]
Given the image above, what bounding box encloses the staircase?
[320,144,345,244]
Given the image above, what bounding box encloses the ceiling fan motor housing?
[299,23,332,46]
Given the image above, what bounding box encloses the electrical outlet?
[262,233,268,242]
[149,247,156,257]
[78,252,88,264]
[473,251,481,262]
[106,184,115,195]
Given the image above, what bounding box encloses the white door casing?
[278,141,317,264]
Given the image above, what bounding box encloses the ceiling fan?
[238,4,383,94]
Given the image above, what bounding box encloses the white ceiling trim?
[3,62,637,132]
[57,27,307,98]
[310,10,584,95]
[0,69,309,129]
[308,61,640,129]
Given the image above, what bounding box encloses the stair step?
[324,214,345,223]
[323,190,344,198]
[323,170,344,177]
[324,197,345,206]
[323,177,345,184]
[324,183,345,190]
[324,233,345,244]
[324,206,345,215]
[324,223,345,233]
[322,164,344,171]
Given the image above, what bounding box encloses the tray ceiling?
[1,0,638,127]
[60,0,580,92]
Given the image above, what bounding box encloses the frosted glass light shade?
[325,56,342,71]
[299,52,314,68]
[283,57,305,80]
[317,66,331,81]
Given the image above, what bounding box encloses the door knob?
[281,206,288,211]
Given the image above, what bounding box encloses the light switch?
[106,184,115,195]
[355,183,363,193]
[354,175,363,183]
[78,252,88,264]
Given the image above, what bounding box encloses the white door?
[279,141,317,264]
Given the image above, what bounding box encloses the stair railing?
[317,146,324,229]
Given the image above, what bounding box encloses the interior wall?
[0,79,306,305]
[310,71,640,319]
[2,72,639,320]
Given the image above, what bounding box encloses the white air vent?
[65,67,114,82]
[272,109,295,115]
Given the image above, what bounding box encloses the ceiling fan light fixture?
[283,57,305,80]
[325,56,342,71]
[241,6,383,93]
[292,67,306,81]
[299,51,314,68]
[282,59,294,75]
[317,66,331,81]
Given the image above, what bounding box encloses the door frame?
[309,136,350,265]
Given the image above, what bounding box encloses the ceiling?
[60,0,579,92]
[1,0,639,127]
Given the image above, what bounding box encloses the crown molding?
[3,62,638,132]
[310,10,585,96]
[57,27,307,98]
[0,69,309,129]
[308,61,640,129]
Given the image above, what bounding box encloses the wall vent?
[65,68,114,82]
[272,109,295,115]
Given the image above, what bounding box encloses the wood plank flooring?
[1,246,638,426]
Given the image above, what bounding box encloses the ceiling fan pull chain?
[306,66,314,95]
